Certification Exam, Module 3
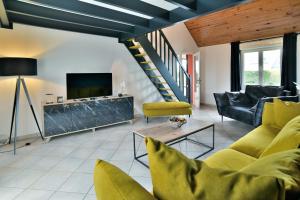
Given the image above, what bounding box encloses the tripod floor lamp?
[0,58,44,155]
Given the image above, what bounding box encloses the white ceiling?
[141,0,178,11]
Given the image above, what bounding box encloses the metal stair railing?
[146,30,191,103]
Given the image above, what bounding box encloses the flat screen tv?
[67,73,112,99]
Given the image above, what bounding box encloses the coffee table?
[133,119,214,168]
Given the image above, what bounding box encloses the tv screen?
[67,73,112,99]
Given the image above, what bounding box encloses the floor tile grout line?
[4,122,130,199]
[128,132,144,173]
[26,146,93,197]
[12,188,55,200]
[26,157,81,192]
[84,184,95,199]
[57,130,130,197]
[0,106,254,200]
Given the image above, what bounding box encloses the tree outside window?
[241,47,281,88]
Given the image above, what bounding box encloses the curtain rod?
[241,32,299,44]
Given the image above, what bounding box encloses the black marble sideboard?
[43,96,134,139]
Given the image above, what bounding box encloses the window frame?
[240,45,282,89]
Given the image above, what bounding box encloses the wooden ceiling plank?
[185,0,300,47]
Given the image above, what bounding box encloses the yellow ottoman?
[143,101,192,122]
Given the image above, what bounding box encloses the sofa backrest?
[245,85,284,103]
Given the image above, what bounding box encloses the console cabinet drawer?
[43,96,134,138]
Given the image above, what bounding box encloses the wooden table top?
[133,119,214,143]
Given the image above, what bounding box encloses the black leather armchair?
[214,85,299,127]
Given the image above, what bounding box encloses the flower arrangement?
[169,117,187,128]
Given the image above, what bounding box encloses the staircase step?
[127,38,135,42]
[129,45,141,49]
[144,68,157,71]
[154,81,167,85]
[159,88,171,91]
[166,99,177,102]
[135,53,147,57]
[140,61,152,64]
[162,94,175,97]
[150,75,162,78]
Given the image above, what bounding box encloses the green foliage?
[263,70,280,86]
[244,71,259,85]
[244,70,280,86]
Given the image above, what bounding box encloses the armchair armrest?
[253,96,299,127]
[283,90,291,96]
[213,93,229,115]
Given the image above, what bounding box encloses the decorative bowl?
[169,117,187,128]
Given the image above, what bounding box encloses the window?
[241,38,282,88]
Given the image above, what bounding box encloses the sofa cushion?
[145,137,285,200]
[94,160,154,200]
[143,101,191,110]
[223,106,253,124]
[230,125,280,158]
[245,85,284,103]
[225,92,252,107]
[260,116,300,158]
[204,149,256,171]
[262,102,276,127]
[273,98,300,129]
[241,149,300,193]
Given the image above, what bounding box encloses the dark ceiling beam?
[3,0,250,41]
[29,0,162,31]
[170,7,197,19]
[165,0,196,10]
[28,0,188,38]
[7,11,122,38]
[5,0,139,34]
[0,0,12,28]
[165,0,249,14]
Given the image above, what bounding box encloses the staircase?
[124,30,191,103]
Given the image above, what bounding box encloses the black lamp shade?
[0,58,37,76]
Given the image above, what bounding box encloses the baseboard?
[0,132,39,144]
[0,115,142,143]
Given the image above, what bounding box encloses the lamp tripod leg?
[13,77,21,155]
[21,79,44,141]
[9,80,18,144]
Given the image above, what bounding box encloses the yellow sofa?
[143,101,192,122]
[205,100,300,171]
[94,99,300,200]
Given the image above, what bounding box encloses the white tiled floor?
[0,106,253,200]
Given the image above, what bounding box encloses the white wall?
[0,23,162,139]
[162,23,198,54]
[199,44,231,105]
[199,35,300,105]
